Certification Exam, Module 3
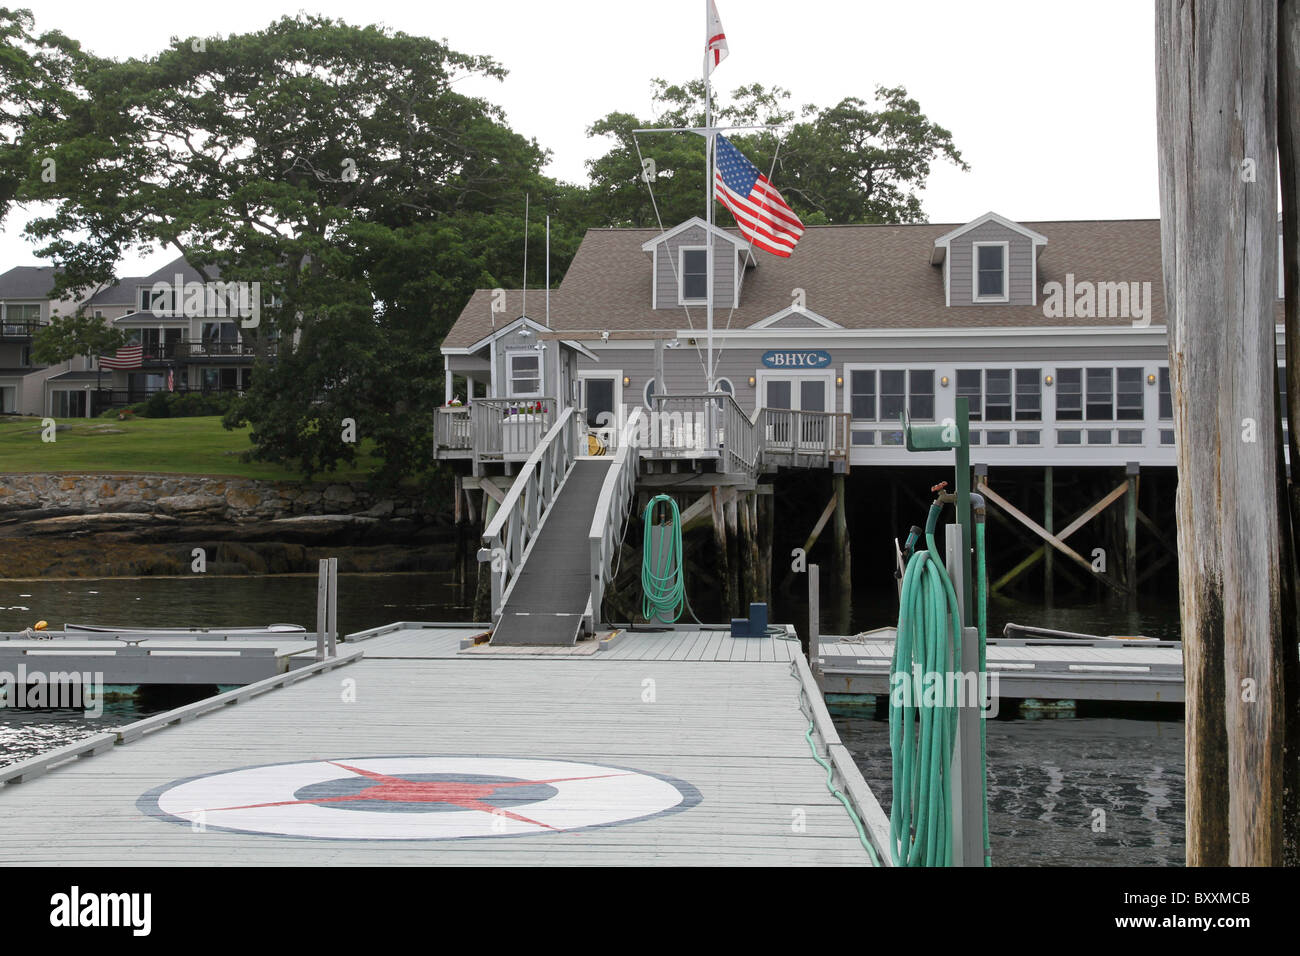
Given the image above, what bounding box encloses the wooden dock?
[818,630,1185,703]
[0,623,891,866]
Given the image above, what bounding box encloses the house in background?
[0,266,94,416]
[0,255,269,418]
[86,256,266,408]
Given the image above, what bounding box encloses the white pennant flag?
[706,0,728,73]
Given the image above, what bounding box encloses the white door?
[760,371,832,450]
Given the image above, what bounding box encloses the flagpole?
[703,0,715,394]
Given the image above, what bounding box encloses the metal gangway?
[479,407,641,645]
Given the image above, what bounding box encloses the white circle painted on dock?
[139,756,700,840]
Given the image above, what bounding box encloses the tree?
[0,7,84,224]
[31,311,127,366]
[583,79,967,229]
[17,14,577,482]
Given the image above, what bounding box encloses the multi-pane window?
[1057,366,1146,424]
[1116,368,1144,420]
[975,244,1006,299]
[680,249,707,302]
[1056,368,1083,420]
[507,351,542,397]
[1158,367,1172,420]
[1015,369,1042,420]
[1085,369,1113,420]
[848,369,934,421]
[850,370,876,420]
[956,369,1040,421]
[909,370,935,419]
[985,369,1012,421]
[880,370,906,421]
[957,369,982,420]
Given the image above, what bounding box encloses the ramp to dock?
[490,459,616,647]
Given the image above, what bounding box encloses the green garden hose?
[889,499,962,866]
[889,495,990,867]
[640,494,686,623]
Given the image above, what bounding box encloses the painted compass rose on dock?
[138,756,700,840]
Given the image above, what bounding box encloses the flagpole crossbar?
[630,124,790,135]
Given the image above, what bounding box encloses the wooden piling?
[1157,0,1286,865]
[711,486,733,619]
[832,473,851,634]
[725,495,741,616]
[1043,466,1054,605]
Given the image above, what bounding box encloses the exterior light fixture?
[1147,373,1157,385]
[748,376,756,387]
[836,375,843,387]
[940,376,950,387]
[622,376,630,387]
[1044,374,1054,386]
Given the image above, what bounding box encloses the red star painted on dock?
[201,761,631,830]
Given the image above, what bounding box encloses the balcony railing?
[435,394,848,476]
[137,339,275,362]
[434,398,559,462]
[1,321,45,339]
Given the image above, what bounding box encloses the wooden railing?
[648,393,761,476]
[760,408,850,465]
[435,405,473,452]
[588,407,643,629]
[477,406,582,620]
[474,398,558,460]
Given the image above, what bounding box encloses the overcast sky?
[2,0,1159,277]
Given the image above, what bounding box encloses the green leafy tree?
[17,15,579,482]
[0,7,84,223]
[584,79,967,227]
[31,310,127,366]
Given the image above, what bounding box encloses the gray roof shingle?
[442,219,1193,350]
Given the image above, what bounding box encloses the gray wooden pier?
[0,623,891,866]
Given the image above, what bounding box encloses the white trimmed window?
[679,247,708,304]
[644,378,657,409]
[507,351,542,398]
[972,242,1009,302]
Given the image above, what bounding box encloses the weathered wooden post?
[832,473,851,634]
[1156,0,1286,865]
[1278,0,1300,862]
[1043,466,1054,605]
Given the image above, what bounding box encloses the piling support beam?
[832,473,851,634]
[1157,0,1285,864]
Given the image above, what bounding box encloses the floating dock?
[0,623,891,866]
[0,628,321,685]
[819,629,1184,703]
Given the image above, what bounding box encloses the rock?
[225,486,262,511]
[157,494,226,516]
[322,484,356,505]
[360,500,395,518]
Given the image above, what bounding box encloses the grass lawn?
[0,415,379,481]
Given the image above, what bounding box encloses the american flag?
[706,0,728,73]
[713,135,805,258]
[99,344,143,370]
[167,368,175,392]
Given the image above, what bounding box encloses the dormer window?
[973,242,1009,302]
[680,248,708,304]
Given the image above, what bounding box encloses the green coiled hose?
[889,497,990,867]
[640,494,686,623]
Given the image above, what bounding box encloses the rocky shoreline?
[0,473,465,578]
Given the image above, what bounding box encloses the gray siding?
[947,221,1035,305]
[652,226,737,310]
[765,313,824,328]
[577,342,1176,418]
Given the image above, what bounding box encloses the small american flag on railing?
[99,344,143,370]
